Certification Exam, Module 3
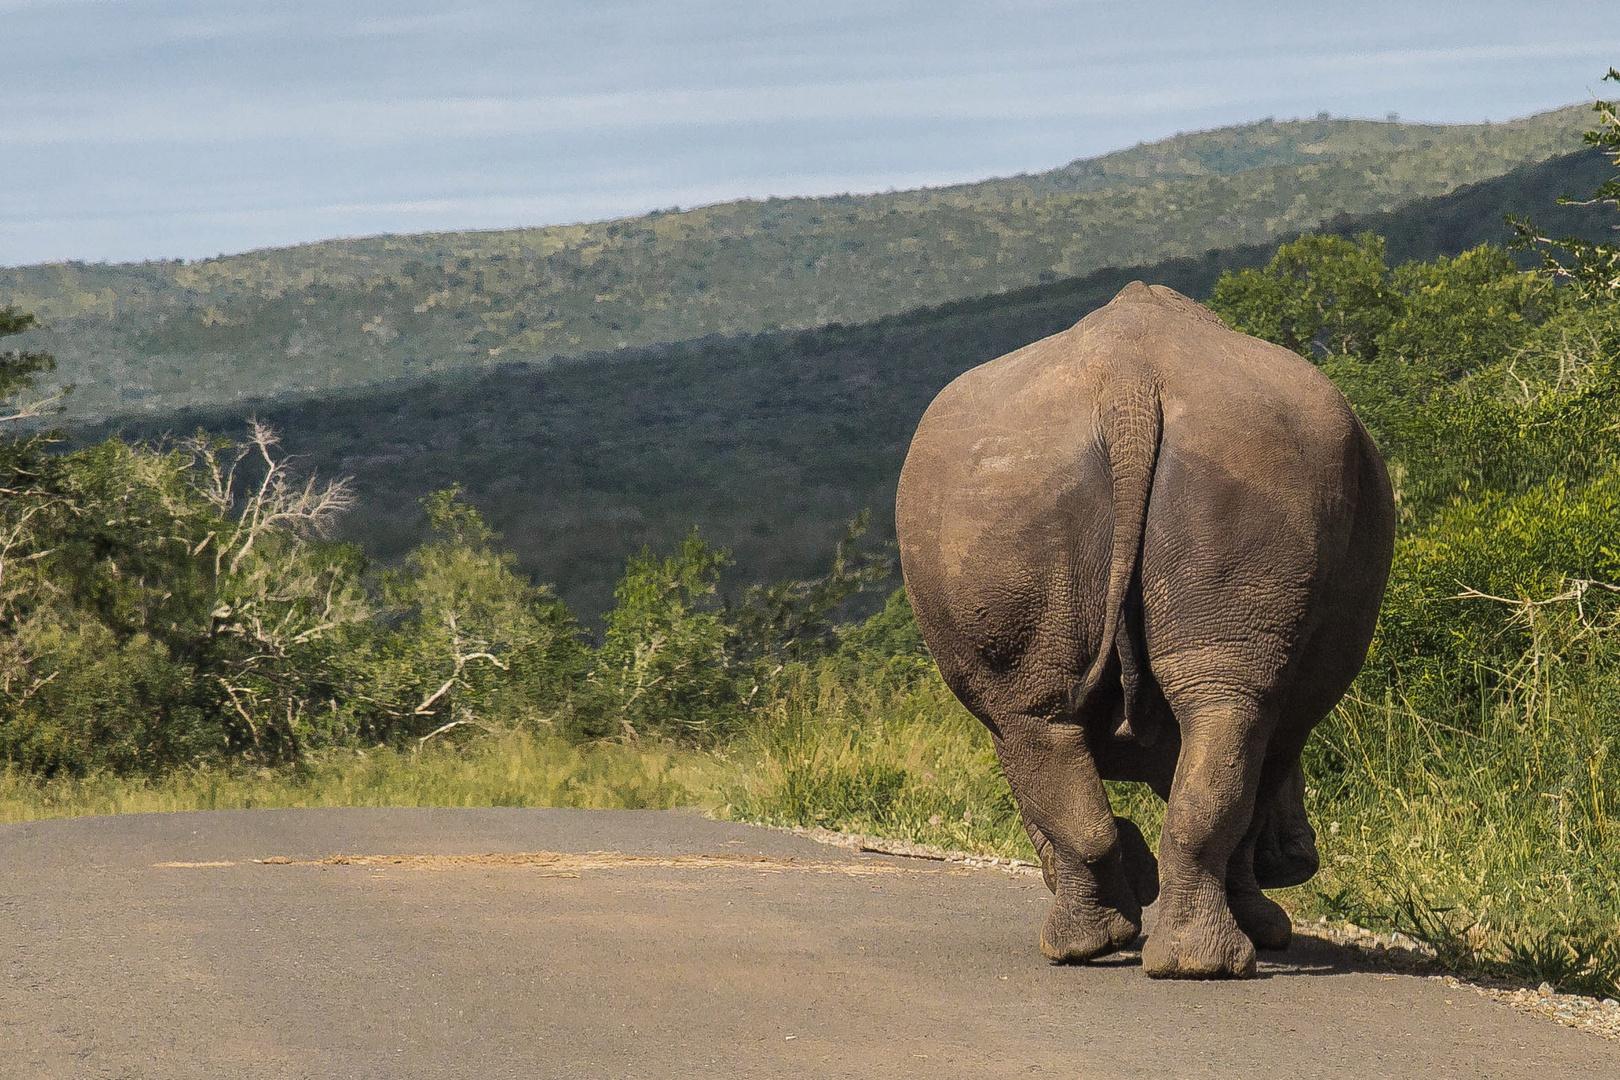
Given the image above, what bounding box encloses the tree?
[1511,68,1620,298]
[363,487,586,747]
[0,307,67,426]
[1209,233,1399,360]
[726,510,892,665]
[578,531,738,743]
[0,309,66,764]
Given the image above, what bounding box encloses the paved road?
[2,808,1614,1079]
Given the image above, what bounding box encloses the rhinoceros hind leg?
[1019,811,1058,895]
[1142,698,1265,979]
[1115,816,1160,907]
[993,718,1142,963]
[1230,886,1292,952]
[1027,813,1158,907]
[1040,864,1142,963]
[1253,826,1319,889]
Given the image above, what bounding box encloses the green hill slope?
[9,106,1592,418]
[81,148,1615,619]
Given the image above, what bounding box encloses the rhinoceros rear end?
[895,282,1394,979]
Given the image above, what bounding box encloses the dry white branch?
[218,680,262,749]
[414,717,492,753]
[0,501,60,625]
[183,420,356,577]
[411,614,507,717]
[1446,578,1620,723]
[1449,579,1620,626]
[0,388,68,426]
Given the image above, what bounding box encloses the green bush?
[357,487,587,745]
[568,532,740,743]
[1211,232,1400,359]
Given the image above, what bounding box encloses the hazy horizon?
[4,1,1616,267]
[11,100,1598,271]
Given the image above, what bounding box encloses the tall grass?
[718,659,1168,859]
[1289,660,1620,997]
[721,660,1032,857]
[0,732,723,822]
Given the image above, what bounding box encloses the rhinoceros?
[895,282,1394,978]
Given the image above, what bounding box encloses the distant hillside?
[80,148,1616,619]
[8,105,1593,418]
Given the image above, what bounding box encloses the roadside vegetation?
[3,82,1618,998]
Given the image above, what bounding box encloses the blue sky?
[2,0,1615,266]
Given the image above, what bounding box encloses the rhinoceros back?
[896,281,1388,741]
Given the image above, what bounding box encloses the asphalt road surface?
[3,807,1615,1079]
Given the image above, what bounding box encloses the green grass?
[0,731,724,821]
[1283,674,1620,998]
[723,662,1033,857]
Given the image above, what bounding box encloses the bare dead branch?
[1447,579,1620,609]
[0,388,69,425]
[414,717,493,753]
[414,674,461,717]
[218,680,262,749]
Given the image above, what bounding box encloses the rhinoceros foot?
[1254,833,1319,890]
[1142,908,1258,979]
[1253,764,1321,889]
[1040,900,1141,964]
[1039,846,1143,963]
[1229,888,1292,951]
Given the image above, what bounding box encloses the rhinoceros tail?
[1072,380,1162,744]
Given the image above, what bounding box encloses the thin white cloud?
[0,0,110,11]
[6,33,1611,149]
[349,11,485,38]
[1316,41,1620,70]
[0,79,1234,147]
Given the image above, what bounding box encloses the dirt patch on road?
[155,850,952,877]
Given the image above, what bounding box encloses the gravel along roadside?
[789,826,1620,1040]
[1456,978,1620,1040]
[1302,918,1620,1041]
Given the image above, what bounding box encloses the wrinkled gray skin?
[896,283,1395,979]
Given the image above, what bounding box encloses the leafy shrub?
[568,532,740,743]
[1211,232,1400,359]
[358,487,586,746]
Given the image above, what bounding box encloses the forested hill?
[83,146,1617,619]
[8,105,1592,418]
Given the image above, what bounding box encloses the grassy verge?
[0,732,725,821]
[1284,682,1620,998]
[4,661,1614,998]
